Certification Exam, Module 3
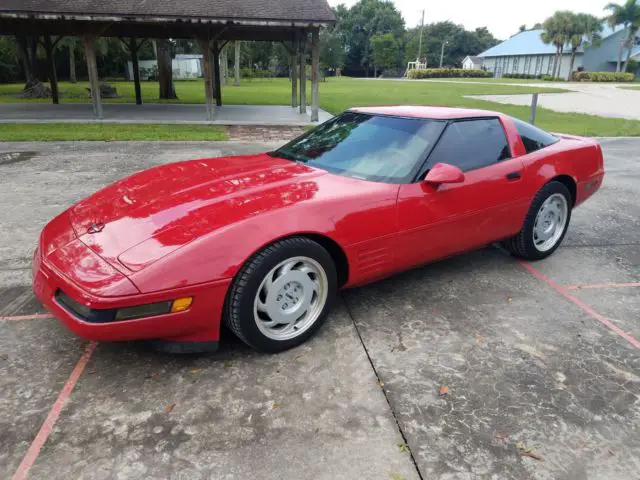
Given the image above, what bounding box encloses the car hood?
[69,153,325,271]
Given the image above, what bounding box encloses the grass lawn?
[618,85,640,91]
[0,77,567,106]
[0,123,227,141]
[2,77,640,138]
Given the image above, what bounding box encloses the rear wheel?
[224,237,337,352]
[502,181,572,260]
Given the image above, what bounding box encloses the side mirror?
[423,163,465,187]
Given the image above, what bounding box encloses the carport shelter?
[0,0,335,121]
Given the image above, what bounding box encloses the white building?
[127,55,203,80]
[462,56,483,70]
[478,24,637,80]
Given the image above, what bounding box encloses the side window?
[425,119,511,173]
[513,118,559,154]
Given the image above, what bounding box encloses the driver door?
[394,118,528,271]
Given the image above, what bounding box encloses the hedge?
[408,68,493,79]
[541,74,566,81]
[572,71,635,82]
[502,73,541,79]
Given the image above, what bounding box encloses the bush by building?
[572,71,635,82]
[408,68,492,79]
[502,73,542,79]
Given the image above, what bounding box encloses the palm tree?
[555,12,575,79]
[566,14,603,79]
[541,12,573,79]
[606,0,640,72]
[541,18,562,78]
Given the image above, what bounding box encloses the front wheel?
[502,181,572,260]
[224,237,337,352]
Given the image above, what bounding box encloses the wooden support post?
[291,37,298,108]
[212,43,222,106]
[234,41,241,86]
[200,39,215,121]
[311,28,320,122]
[129,38,143,105]
[43,35,59,105]
[83,35,103,120]
[299,30,307,114]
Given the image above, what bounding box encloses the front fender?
[129,207,339,293]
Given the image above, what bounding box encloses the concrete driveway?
[468,83,640,120]
[1,140,639,479]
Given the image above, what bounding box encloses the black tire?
[502,181,572,260]
[224,237,337,352]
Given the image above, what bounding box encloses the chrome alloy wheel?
[253,256,328,341]
[533,193,568,252]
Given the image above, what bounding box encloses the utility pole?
[417,10,425,62]
[439,40,448,68]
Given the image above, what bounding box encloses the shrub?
[240,67,254,80]
[540,74,565,81]
[407,68,492,79]
[502,73,541,79]
[572,71,635,82]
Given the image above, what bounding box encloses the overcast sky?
[328,0,612,40]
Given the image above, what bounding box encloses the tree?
[68,38,77,83]
[566,13,603,79]
[0,36,20,83]
[58,37,89,83]
[155,38,177,99]
[605,0,640,72]
[320,30,346,71]
[339,0,404,75]
[519,25,527,32]
[371,33,400,75]
[15,36,39,87]
[541,12,573,78]
[412,22,499,68]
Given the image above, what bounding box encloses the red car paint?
[33,107,605,346]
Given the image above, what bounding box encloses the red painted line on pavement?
[0,313,53,321]
[518,260,639,349]
[564,282,640,291]
[12,342,97,480]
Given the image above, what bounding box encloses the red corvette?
[33,106,604,353]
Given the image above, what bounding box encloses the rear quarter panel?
[518,136,604,206]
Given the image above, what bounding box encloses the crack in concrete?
[342,293,425,480]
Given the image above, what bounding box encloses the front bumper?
[32,247,231,344]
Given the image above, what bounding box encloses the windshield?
[271,112,446,183]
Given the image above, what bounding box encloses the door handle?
[506,171,521,181]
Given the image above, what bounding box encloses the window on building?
[524,57,530,74]
[547,56,553,74]
[513,57,519,72]
[512,118,559,154]
[535,56,541,75]
[422,119,511,174]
